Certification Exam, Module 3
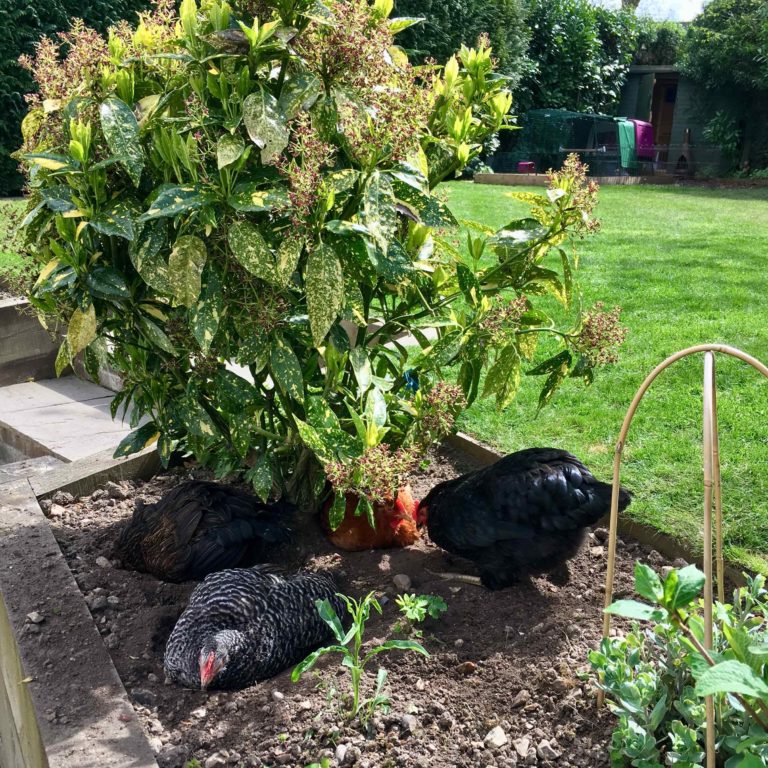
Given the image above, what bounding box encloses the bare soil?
[44,445,680,768]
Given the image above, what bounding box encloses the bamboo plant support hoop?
[598,344,768,767]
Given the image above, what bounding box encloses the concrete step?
[0,455,65,485]
[0,377,138,462]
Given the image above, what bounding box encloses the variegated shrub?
[18,0,622,519]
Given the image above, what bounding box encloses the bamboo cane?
[598,344,768,711]
[702,352,716,767]
[711,360,725,603]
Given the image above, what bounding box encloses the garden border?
[0,430,745,767]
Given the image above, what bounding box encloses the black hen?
[417,448,631,589]
[115,481,294,582]
[164,566,343,690]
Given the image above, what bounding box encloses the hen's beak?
[199,651,221,690]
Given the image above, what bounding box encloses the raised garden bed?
[29,444,689,768]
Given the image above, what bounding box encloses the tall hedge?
[392,0,532,90]
[0,0,151,196]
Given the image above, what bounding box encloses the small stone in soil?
[400,714,419,736]
[511,689,531,708]
[89,596,108,611]
[514,736,531,758]
[106,481,128,500]
[95,556,112,569]
[48,503,66,518]
[26,611,45,624]
[537,740,560,760]
[107,595,120,608]
[484,726,508,749]
[393,573,412,591]
[52,490,75,506]
[455,661,477,675]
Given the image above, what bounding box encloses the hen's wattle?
[164,565,343,690]
[419,448,632,589]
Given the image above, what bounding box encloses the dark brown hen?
[115,481,294,582]
[417,448,631,589]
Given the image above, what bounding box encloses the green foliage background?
[0,0,151,196]
[392,0,533,92]
[679,0,768,169]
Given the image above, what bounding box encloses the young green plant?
[292,591,428,723]
[591,564,768,766]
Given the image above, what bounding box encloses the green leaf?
[243,87,290,165]
[168,235,207,307]
[327,493,347,531]
[236,332,270,371]
[388,16,424,33]
[67,304,97,356]
[41,186,77,213]
[228,220,275,281]
[217,133,245,169]
[55,339,71,376]
[113,422,160,458]
[276,237,302,286]
[456,263,480,304]
[129,221,172,294]
[664,564,705,610]
[695,660,768,699]
[291,644,347,683]
[300,0,336,26]
[634,562,664,604]
[100,97,144,186]
[270,337,304,401]
[317,598,345,643]
[228,183,289,212]
[23,152,73,171]
[361,171,397,252]
[362,639,429,665]
[176,397,216,438]
[350,347,372,392]
[190,272,222,353]
[306,243,344,347]
[278,73,323,119]
[138,315,176,353]
[247,453,273,501]
[86,266,130,299]
[482,344,521,409]
[392,180,457,227]
[527,350,572,376]
[295,419,334,464]
[140,185,208,221]
[603,599,667,622]
[90,200,136,240]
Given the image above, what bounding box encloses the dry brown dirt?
[43,445,679,768]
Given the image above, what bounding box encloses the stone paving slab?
[0,377,135,462]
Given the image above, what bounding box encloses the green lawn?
[445,181,768,574]
[0,198,26,279]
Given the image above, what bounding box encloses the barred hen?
[115,481,294,582]
[417,448,631,590]
[164,566,343,690]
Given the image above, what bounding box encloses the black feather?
[420,448,631,590]
[114,481,294,582]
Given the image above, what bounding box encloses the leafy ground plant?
[292,591,428,724]
[590,563,768,766]
[394,592,447,637]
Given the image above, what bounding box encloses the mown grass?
[445,181,768,573]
